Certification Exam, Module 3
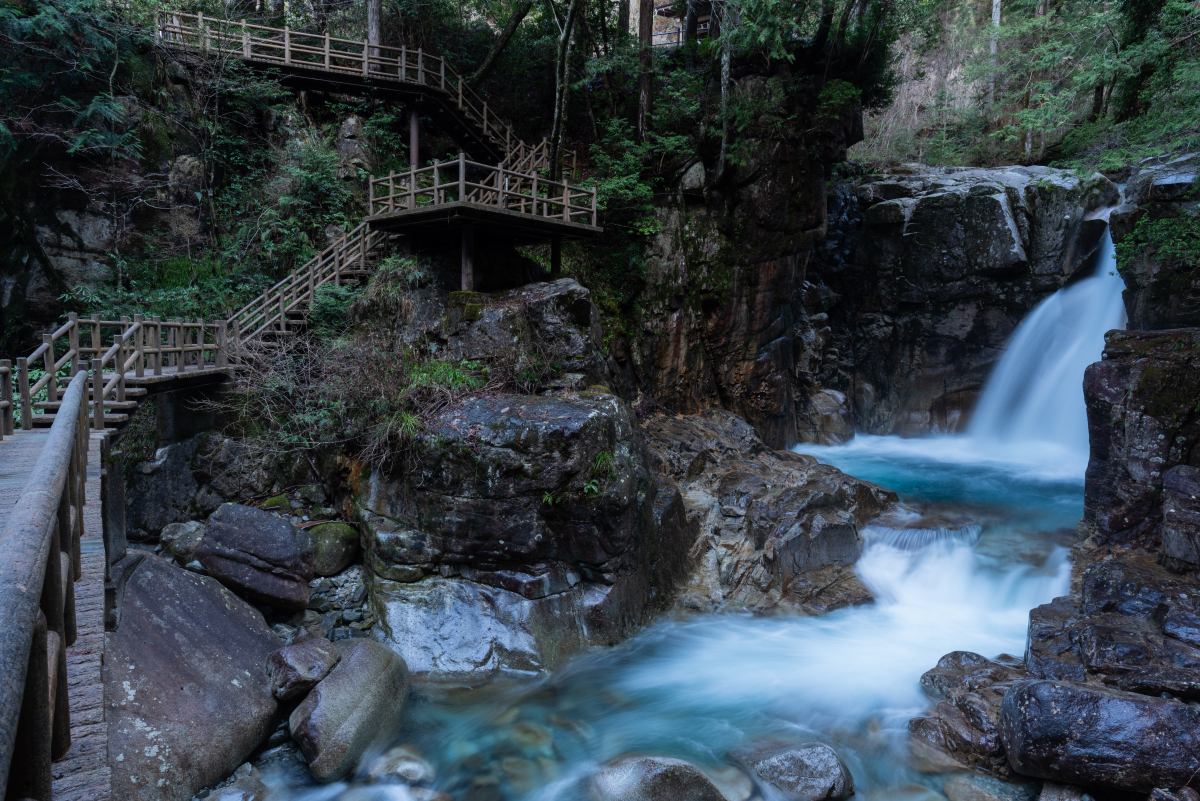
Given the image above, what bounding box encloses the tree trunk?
[810,0,835,55]
[367,0,382,67]
[549,0,583,181]
[471,0,534,86]
[988,0,1000,108]
[684,0,697,67]
[714,2,731,185]
[636,0,653,141]
[618,0,629,40]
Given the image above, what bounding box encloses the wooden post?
[43,334,57,404]
[68,312,79,376]
[118,316,130,385]
[496,163,504,207]
[153,316,163,376]
[388,170,396,212]
[116,337,126,402]
[217,321,228,368]
[197,11,206,49]
[91,360,104,431]
[482,102,488,136]
[231,318,241,361]
[532,173,538,217]
[362,41,369,75]
[284,27,291,65]
[308,262,315,301]
[242,19,250,58]
[401,46,407,81]
[418,48,424,84]
[458,74,463,106]
[8,612,51,801]
[324,31,331,68]
[170,318,180,368]
[592,186,598,226]
[409,108,419,168]
[133,314,145,378]
[17,357,31,429]
[440,58,445,89]
[0,359,11,437]
[334,240,342,286]
[562,181,570,221]
[551,235,562,277]
[409,164,416,208]
[461,225,474,291]
[458,153,465,202]
[90,314,100,361]
[278,287,287,333]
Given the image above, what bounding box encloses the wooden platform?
[365,200,602,245]
[0,431,111,800]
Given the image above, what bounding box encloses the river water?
[270,238,1127,800]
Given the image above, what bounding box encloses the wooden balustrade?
[153,11,577,177]
[368,156,598,227]
[0,369,88,795]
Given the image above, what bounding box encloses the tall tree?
[988,0,1000,108]
[471,0,535,86]
[618,0,630,40]
[367,0,382,70]
[636,0,653,140]
[549,0,583,180]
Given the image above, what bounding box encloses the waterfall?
[967,230,1128,457]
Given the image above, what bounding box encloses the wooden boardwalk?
[0,430,111,800]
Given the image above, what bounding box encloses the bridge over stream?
[1,11,603,798]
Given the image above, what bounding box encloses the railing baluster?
[68,313,79,376]
[153,316,163,376]
[133,314,145,378]
[91,360,104,431]
[418,48,424,84]
[0,359,11,437]
[42,334,57,404]
[242,18,250,58]
[284,27,291,65]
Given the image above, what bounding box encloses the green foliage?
[308,283,362,338]
[1115,207,1200,275]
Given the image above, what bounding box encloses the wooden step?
[35,400,140,411]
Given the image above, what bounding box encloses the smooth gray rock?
[207,775,268,801]
[289,640,410,782]
[197,503,316,610]
[267,638,341,700]
[589,756,728,801]
[365,745,436,785]
[747,743,855,800]
[107,555,281,801]
[1037,783,1094,801]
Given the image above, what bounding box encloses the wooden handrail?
[0,369,87,794]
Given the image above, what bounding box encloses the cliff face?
[607,74,862,450]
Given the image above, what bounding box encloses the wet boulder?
[267,638,342,700]
[998,678,1200,792]
[942,774,1039,801]
[290,640,410,781]
[745,743,855,800]
[197,503,316,610]
[160,519,205,564]
[365,745,436,785]
[107,556,281,801]
[1162,465,1200,565]
[589,756,729,801]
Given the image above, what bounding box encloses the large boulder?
[197,503,316,610]
[644,410,896,613]
[359,387,696,679]
[310,522,360,576]
[106,555,281,801]
[745,743,855,800]
[267,639,341,700]
[588,756,728,801]
[998,678,1200,792]
[290,640,411,782]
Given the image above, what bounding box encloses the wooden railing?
[0,370,88,796]
[0,360,14,440]
[229,223,384,342]
[153,11,576,175]
[369,154,598,227]
[11,315,228,432]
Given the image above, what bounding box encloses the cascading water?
[968,233,1128,459]
[270,231,1125,801]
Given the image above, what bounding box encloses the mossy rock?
[261,493,291,512]
[311,522,361,576]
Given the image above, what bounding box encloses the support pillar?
[409,108,420,168]
[461,225,474,291]
[550,235,562,278]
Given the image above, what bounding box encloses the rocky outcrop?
[289,640,410,782]
[1110,153,1200,331]
[197,503,317,610]
[910,554,1200,788]
[126,432,311,538]
[107,556,281,801]
[999,678,1200,792]
[807,166,1120,436]
[643,410,896,613]
[358,385,697,679]
[1081,329,1200,548]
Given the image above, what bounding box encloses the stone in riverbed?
[310,521,360,576]
[589,756,729,801]
[107,555,281,801]
[745,743,855,800]
[365,745,436,785]
[1036,783,1094,801]
[942,774,1038,801]
[290,640,410,782]
[160,519,205,564]
[998,678,1200,792]
[267,638,341,700]
[197,503,316,610]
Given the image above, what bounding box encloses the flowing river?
[269,237,1128,801]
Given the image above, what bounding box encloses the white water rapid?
[271,233,1127,801]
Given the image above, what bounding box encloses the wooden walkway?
[0,430,111,800]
